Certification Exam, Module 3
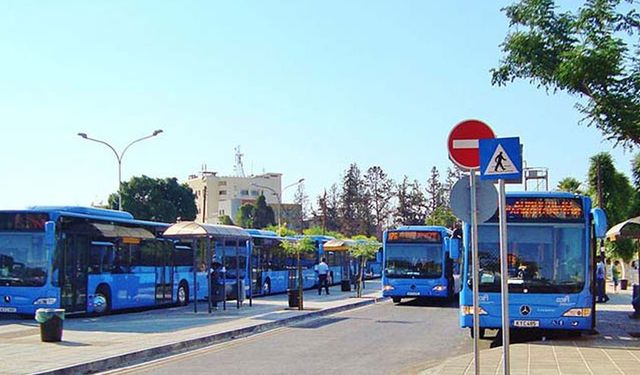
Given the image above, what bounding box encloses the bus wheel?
[392,297,401,303]
[177,282,189,306]
[470,328,486,339]
[263,279,271,296]
[94,287,111,315]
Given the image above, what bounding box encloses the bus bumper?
[0,287,60,316]
[382,279,450,298]
[460,312,592,330]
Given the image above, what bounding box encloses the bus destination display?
[387,231,442,243]
[498,197,584,222]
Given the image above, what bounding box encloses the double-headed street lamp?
[77,129,163,211]
[251,178,304,230]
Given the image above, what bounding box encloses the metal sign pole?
[207,238,212,314]
[498,179,510,374]
[470,169,481,374]
[192,239,197,313]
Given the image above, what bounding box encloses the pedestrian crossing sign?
[479,137,522,181]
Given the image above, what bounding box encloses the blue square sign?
[479,137,522,181]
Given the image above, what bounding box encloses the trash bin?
[35,308,64,342]
[341,279,351,292]
[621,279,628,290]
[287,289,300,308]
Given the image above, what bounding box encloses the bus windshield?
[474,224,585,293]
[385,243,443,279]
[0,233,48,287]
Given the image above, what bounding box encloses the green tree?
[349,235,380,298]
[281,236,316,310]
[492,0,640,147]
[426,166,446,215]
[109,175,197,222]
[314,185,341,233]
[339,163,368,237]
[556,177,584,194]
[219,215,235,226]
[303,226,344,239]
[587,152,637,261]
[235,203,254,228]
[253,194,276,229]
[394,176,427,225]
[630,153,640,216]
[293,182,308,233]
[265,224,297,237]
[364,166,393,240]
[426,206,458,228]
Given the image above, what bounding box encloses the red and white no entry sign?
[448,119,495,169]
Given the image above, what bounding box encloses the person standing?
[611,260,621,293]
[316,257,330,295]
[596,256,609,303]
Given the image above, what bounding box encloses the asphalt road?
[108,298,489,375]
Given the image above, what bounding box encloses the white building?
[186,171,282,224]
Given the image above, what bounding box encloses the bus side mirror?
[449,238,461,260]
[44,221,56,247]
[591,208,607,239]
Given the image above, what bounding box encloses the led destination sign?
[488,197,584,223]
[387,231,442,243]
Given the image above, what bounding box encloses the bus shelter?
[163,222,251,313]
[323,238,356,291]
[606,216,640,316]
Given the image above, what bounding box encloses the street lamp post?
[77,130,163,210]
[251,178,304,230]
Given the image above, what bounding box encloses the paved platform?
[0,280,383,375]
[422,283,640,375]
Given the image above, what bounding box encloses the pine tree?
[364,166,394,239]
[339,163,364,237]
[425,166,445,215]
[293,182,308,233]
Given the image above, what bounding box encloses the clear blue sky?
[1,1,634,210]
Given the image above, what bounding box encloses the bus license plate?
[514,320,539,328]
[0,307,17,313]
[406,292,420,296]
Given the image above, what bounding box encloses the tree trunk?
[297,252,303,310]
[357,256,365,298]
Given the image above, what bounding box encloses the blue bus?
[382,226,460,303]
[0,207,250,316]
[248,230,319,295]
[459,192,607,337]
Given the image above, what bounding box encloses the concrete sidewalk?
[0,280,383,375]
[422,283,640,374]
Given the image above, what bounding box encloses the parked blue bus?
[459,192,607,337]
[0,207,250,316]
[248,230,319,295]
[382,226,459,303]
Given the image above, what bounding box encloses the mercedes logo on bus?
[4,295,10,303]
[520,305,531,316]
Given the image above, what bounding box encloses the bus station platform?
[0,280,383,375]
[422,282,640,375]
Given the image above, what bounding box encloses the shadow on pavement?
[393,297,459,309]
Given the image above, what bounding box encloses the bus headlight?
[432,285,447,292]
[33,298,57,305]
[461,305,488,315]
[562,308,591,317]
[383,285,395,291]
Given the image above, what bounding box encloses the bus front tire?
[392,297,402,303]
[177,282,189,306]
[469,328,486,339]
[94,286,111,316]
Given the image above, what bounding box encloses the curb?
[34,296,387,375]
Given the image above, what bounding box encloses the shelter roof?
[163,222,250,240]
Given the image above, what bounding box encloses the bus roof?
[395,225,452,234]
[245,229,279,238]
[16,206,170,228]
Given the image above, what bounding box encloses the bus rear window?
[0,213,49,231]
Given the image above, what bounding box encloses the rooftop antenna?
[234,146,246,177]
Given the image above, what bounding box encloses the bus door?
[59,234,89,313]
[251,243,263,295]
[155,241,173,303]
